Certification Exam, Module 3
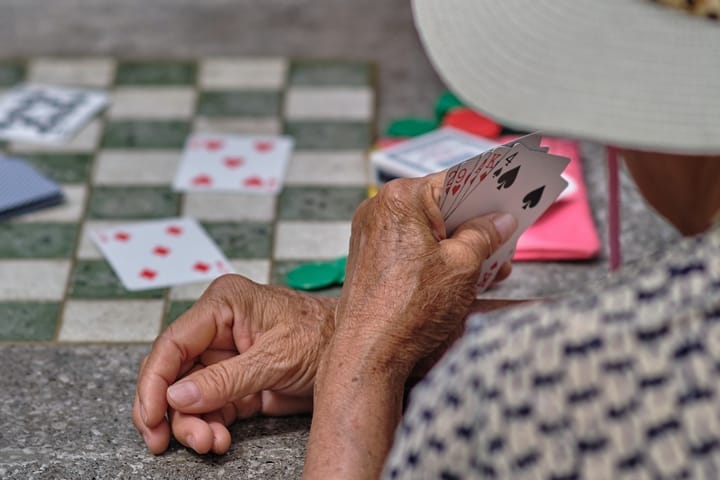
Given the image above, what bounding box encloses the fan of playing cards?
[439,133,569,292]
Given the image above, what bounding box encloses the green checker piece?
[333,256,347,284]
[435,91,465,122]
[115,61,196,85]
[286,262,340,291]
[385,117,438,138]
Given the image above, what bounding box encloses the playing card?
[0,84,108,144]
[370,127,497,183]
[173,133,294,194]
[90,218,234,291]
[0,155,64,220]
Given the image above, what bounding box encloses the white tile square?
[274,221,351,260]
[10,119,102,153]
[193,117,282,136]
[108,88,196,120]
[284,87,373,121]
[170,259,271,300]
[285,151,368,186]
[14,184,87,223]
[59,300,163,342]
[0,260,71,300]
[199,57,287,90]
[94,150,181,185]
[181,192,276,222]
[28,58,115,88]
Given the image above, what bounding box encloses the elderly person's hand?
[132,276,335,455]
[304,172,517,479]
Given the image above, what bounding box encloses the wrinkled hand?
[334,172,517,373]
[132,275,335,455]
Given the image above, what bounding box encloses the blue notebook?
[0,155,64,220]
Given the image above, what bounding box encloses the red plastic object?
[441,107,502,139]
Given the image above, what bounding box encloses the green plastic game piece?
[333,256,348,284]
[286,262,341,291]
[434,91,465,122]
[385,117,438,138]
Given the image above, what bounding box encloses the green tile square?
[20,153,93,184]
[115,61,197,85]
[197,91,280,117]
[163,300,195,329]
[0,61,26,86]
[272,260,342,297]
[101,121,190,149]
[0,302,59,341]
[87,186,180,219]
[202,222,273,259]
[278,186,366,221]
[69,260,165,299]
[0,223,78,258]
[289,62,372,87]
[285,122,371,150]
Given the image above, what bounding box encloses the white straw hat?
[412,0,720,153]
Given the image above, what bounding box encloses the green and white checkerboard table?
[0,57,376,343]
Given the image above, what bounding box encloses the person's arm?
[303,174,518,478]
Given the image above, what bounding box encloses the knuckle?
[202,362,237,399]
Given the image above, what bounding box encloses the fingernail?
[167,381,200,407]
[186,434,197,451]
[492,213,518,242]
[140,401,148,425]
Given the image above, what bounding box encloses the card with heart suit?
[173,133,294,194]
[0,84,108,144]
[90,218,234,291]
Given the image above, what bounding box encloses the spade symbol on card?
[522,186,545,209]
[496,166,520,190]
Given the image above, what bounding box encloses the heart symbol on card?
[243,176,264,188]
[139,268,157,281]
[166,225,183,236]
[193,262,210,273]
[114,231,131,242]
[205,140,224,151]
[192,174,213,186]
[223,157,244,169]
[153,246,170,257]
[254,141,273,152]
[452,184,462,195]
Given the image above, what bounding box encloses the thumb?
[444,213,518,267]
[166,337,285,414]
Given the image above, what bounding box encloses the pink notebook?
[503,136,601,261]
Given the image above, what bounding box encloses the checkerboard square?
[284,87,373,121]
[182,192,276,222]
[192,117,282,136]
[102,120,190,149]
[274,221,351,260]
[278,186,366,221]
[0,223,78,258]
[197,91,281,117]
[59,300,164,342]
[94,150,181,185]
[0,61,26,86]
[109,88,196,120]
[115,61,196,86]
[13,184,87,223]
[0,302,60,341]
[170,259,271,300]
[202,222,273,259]
[289,61,372,87]
[285,151,368,186]
[11,119,102,153]
[0,260,71,300]
[68,260,165,299]
[20,153,93,184]
[27,58,115,88]
[87,186,180,219]
[164,300,194,328]
[285,121,371,150]
[199,58,287,90]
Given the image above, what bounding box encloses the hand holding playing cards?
[132,276,336,455]
[304,173,518,478]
